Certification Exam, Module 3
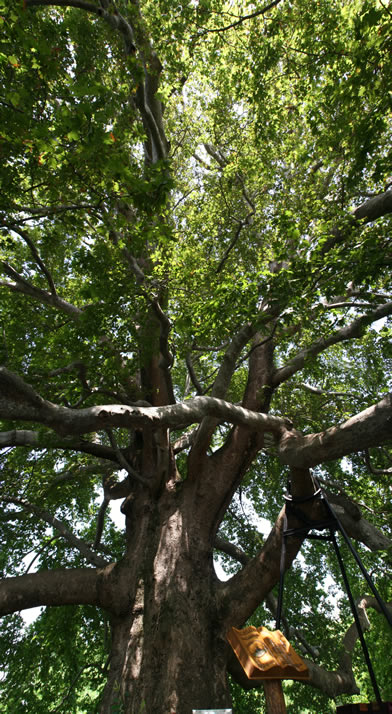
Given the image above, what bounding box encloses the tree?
[0,0,392,711]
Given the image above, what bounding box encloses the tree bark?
[98,486,233,714]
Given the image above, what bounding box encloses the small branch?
[32,360,90,392]
[363,448,392,475]
[48,463,116,489]
[93,496,110,550]
[196,0,283,35]
[273,301,392,387]
[0,260,83,317]
[1,497,108,567]
[105,428,150,485]
[7,226,57,294]
[216,214,253,274]
[24,536,59,574]
[299,383,355,398]
[185,353,204,395]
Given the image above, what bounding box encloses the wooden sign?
[227,626,309,681]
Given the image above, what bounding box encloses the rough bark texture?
[98,484,233,713]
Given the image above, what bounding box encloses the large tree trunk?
[99,487,232,714]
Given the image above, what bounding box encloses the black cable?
[275,479,392,704]
[331,529,382,705]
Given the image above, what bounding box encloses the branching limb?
[1,497,108,567]
[2,368,391,471]
[0,365,288,436]
[272,301,392,387]
[8,226,57,294]
[0,260,82,317]
[193,0,283,37]
[188,322,258,461]
[278,393,392,468]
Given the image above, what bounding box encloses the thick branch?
[278,393,392,468]
[0,366,288,436]
[0,428,118,462]
[322,189,392,254]
[0,568,101,616]
[354,188,392,223]
[189,322,256,461]
[325,491,392,552]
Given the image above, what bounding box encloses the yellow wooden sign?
[227,626,309,681]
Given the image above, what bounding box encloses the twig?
[2,497,108,568]
[363,448,392,475]
[24,536,59,573]
[192,0,283,37]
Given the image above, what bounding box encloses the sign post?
[263,681,287,714]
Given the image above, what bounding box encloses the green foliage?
[0,606,108,713]
[0,0,392,711]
